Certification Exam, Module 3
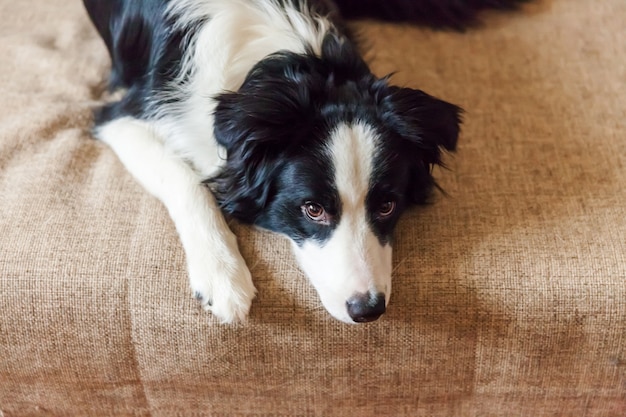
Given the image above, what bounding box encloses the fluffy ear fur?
[208,55,317,222]
[380,86,463,204]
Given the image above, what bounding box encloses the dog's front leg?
[95,117,257,323]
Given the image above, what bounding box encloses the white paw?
[188,251,257,324]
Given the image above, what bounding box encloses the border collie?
[83,0,525,323]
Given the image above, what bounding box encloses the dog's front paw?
[188,252,257,324]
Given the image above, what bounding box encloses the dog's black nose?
[346,292,386,323]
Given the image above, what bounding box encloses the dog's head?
[209,34,461,323]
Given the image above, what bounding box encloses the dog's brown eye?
[302,202,326,222]
[379,201,396,217]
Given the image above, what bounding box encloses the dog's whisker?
[247,258,262,273]
[392,255,412,274]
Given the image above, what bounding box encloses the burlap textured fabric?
[1,0,625,416]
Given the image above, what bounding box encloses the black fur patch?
[83,0,198,123]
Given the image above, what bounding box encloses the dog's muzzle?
[346,292,386,323]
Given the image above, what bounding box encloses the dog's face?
[210,35,461,323]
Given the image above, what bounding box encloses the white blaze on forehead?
[330,122,378,207]
[292,122,392,323]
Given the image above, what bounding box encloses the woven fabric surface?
[1,0,625,416]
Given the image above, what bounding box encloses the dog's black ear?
[213,85,310,153]
[212,52,316,152]
[208,64,314,222]
[381,86,463,204]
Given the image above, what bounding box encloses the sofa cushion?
[1,0,625,416]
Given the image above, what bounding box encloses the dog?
[83,0,525,323]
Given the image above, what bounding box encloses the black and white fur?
[83,0,524,323]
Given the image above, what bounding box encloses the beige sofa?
[1,0,625,416]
